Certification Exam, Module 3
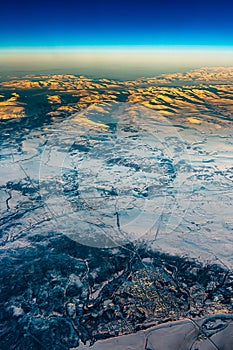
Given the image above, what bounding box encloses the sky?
[0,0,233,77]
[1,0,233,47]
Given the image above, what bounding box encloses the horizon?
[1,0,233,79]
[1,46,233,79]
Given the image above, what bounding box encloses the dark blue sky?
[1,0,233,47]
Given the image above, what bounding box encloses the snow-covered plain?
[0,70,233,349]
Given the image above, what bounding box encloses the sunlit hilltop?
[1,67,233,128]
